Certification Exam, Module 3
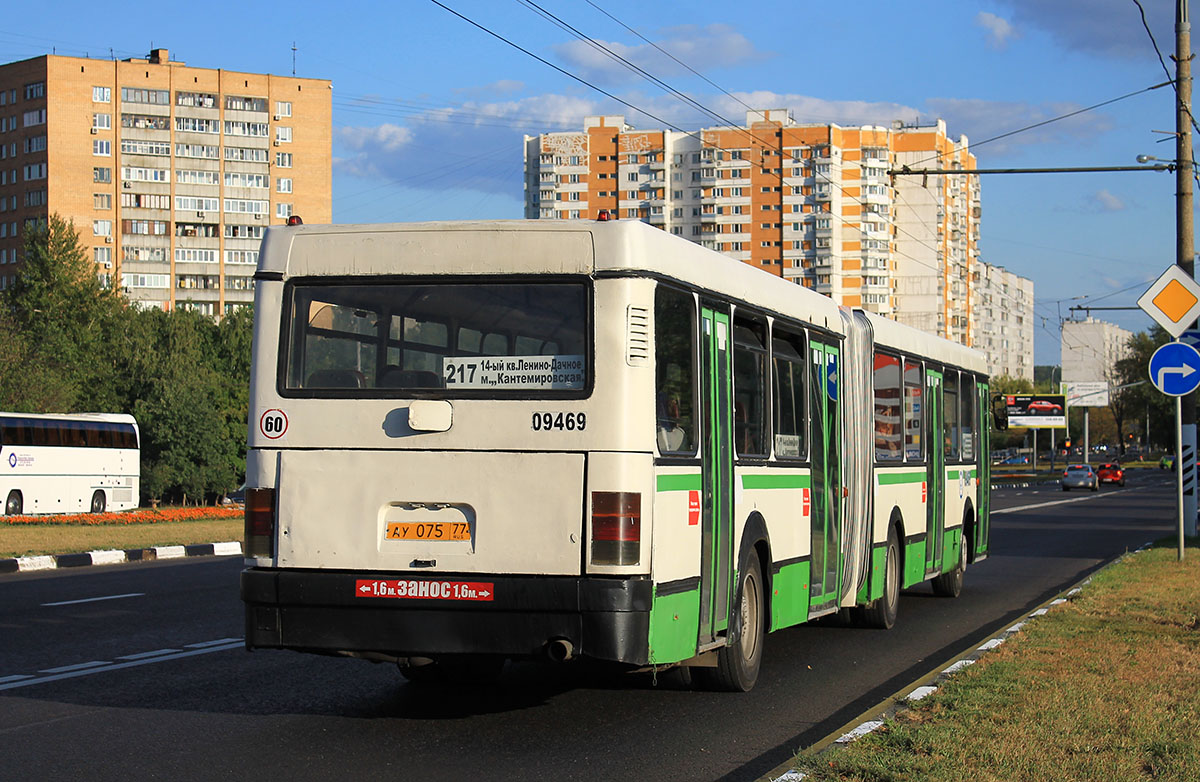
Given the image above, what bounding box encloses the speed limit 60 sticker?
[259,409,289,440]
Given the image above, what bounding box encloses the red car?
[1027,400,1063,414]
[1096,463,1125,486]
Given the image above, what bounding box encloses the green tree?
[1,214,127,412]
[1115,327,1174,453]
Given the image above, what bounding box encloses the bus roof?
[261,219,847,336]
[856,309,988,375]
[0,412,137,426]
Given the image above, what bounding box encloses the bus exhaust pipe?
[546,639,574,662]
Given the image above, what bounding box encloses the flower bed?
[1,506,243,526]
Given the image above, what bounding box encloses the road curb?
[757,539,1156,782]
[0,541,244,574]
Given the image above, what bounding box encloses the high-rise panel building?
[973,262,1035,381]
[0,48,331,315]
[524,111,980,345]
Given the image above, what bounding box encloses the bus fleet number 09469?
[531,412,587,431]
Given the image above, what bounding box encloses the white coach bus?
[240,219,995,691]
[0,412,140,515]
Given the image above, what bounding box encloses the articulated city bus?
[240,219,993,691]
[0,412,140,515]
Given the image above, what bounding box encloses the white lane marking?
[184,637,241,648]
[42,592,144,607]
[0,640,243,691]
[38,660,109,674]
[116,648,182,661]
[0,674,33,684]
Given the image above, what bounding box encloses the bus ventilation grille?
[626,306,650,367]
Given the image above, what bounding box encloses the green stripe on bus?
[741,474,811,490]
[946,468,979,480]
[656,474,702,492]
[877,472,924,485]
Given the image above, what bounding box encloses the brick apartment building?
[0,48,331,315]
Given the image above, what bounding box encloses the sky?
[2,0,1193,365]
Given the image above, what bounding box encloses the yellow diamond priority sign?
[1138,265,1200,338]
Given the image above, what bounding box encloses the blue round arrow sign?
[1149,341,1200,397]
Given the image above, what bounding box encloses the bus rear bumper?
[241,568,652,665]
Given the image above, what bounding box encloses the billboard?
[1064,381,1109,408]
[1005,394,1067,429]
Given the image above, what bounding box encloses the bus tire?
[862,524,900,629]
[932,529,968,598]
[5,490,22,516]
[700,554,765,692]
[90,490,106,514]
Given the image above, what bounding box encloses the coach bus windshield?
[283,280,589,395]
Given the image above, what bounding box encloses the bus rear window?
[284,281,589,395]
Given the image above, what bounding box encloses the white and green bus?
[240,219,994,691]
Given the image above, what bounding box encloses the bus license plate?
[385,522,470,541]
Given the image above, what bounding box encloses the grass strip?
[792,539,1200,782]
[0,518,242,558]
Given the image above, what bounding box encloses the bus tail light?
[591,491,641,565]
[244,488,276,558]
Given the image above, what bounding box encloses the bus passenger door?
[808,340,841,614]
[698,305,733,646]
[976,381,991,557]
[924,370,944,576]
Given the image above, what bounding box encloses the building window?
[276,202,293,218]
[92,86,111,103]
[93,140,111,157]
[225,96,267,112]
[23,190,47,207]
[23,109,46,127]
[275,126,292,143]
[275,101,292,117]
[276,177,292,194]
[92,113,111,130]
[120,88,170,105]
[23,162,47,180]
[24,82,45,100]
[93,219,112,237]
[175,91,217,108]
[224,172,268,188]
[275,152,292,167]
[224,120,269,138]
[94,247,112,266]
[94,193,112,210]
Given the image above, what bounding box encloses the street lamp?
[1136,154,1179,170]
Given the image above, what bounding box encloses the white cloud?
[1092,189,1126,211]
[552,24,768,85]
[923,98,1115,158]
[976,12,1018,49]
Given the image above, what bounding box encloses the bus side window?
[653,286,696,455]
[771,327,806,459]
[732,314,768,457]
[944,370,961,461]
[873,352,902,461]
[961,375,976,461]
[904,360,923,461]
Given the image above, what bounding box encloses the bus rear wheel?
[90,490,106,514]
[699,554,764,692]
[932,530,968,598]
[5,490,22,516]
[861,524,900,629]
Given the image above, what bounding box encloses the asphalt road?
[0,469,1175,782]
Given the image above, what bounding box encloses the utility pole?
[1177,0,1197,541]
